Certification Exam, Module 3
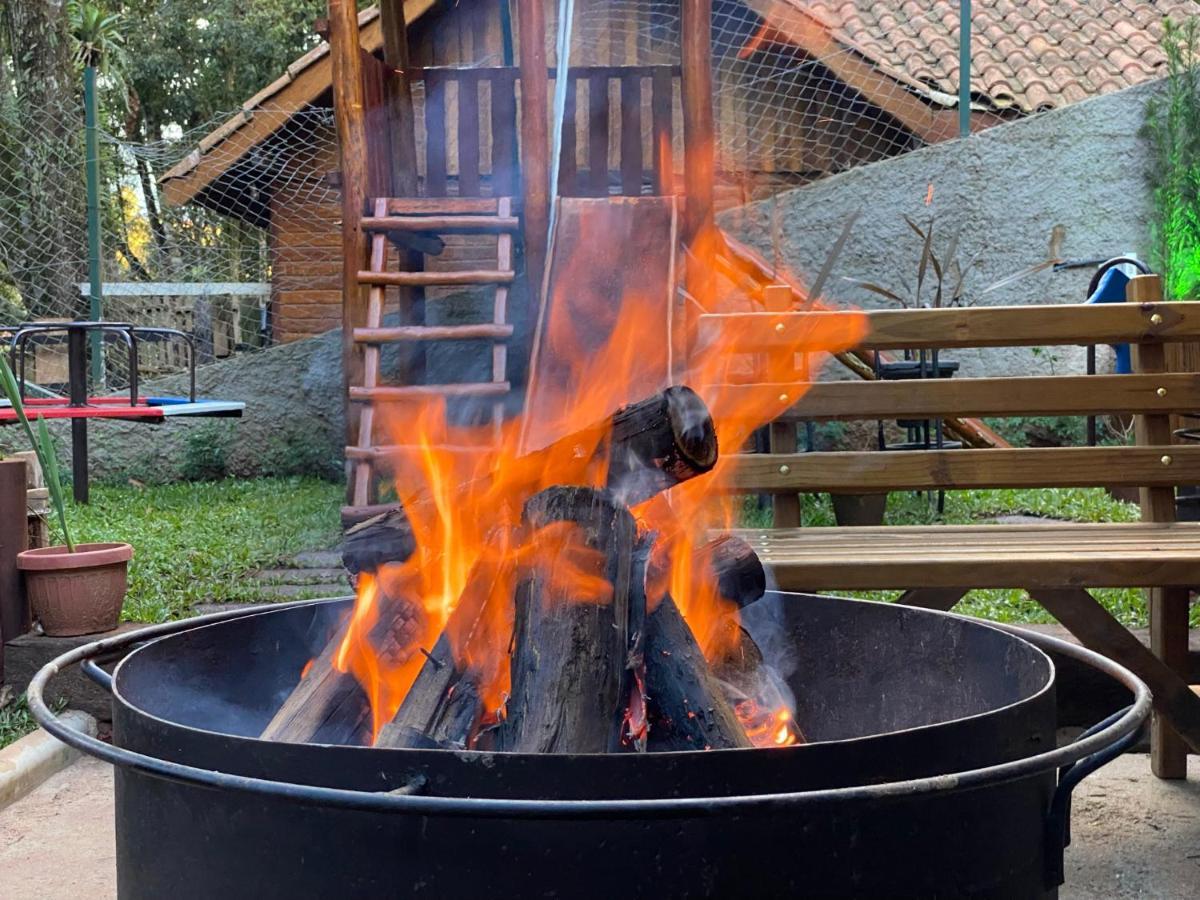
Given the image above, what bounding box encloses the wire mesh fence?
[6,0,1163,392]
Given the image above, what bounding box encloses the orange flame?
[333,221,864,748]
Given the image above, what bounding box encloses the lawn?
[740,487,1160,629]
[53,477,343,622]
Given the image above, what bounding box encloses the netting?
[564,0,954,203]
[3,0,1130,393]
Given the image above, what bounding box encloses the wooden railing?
[386,65,679,199]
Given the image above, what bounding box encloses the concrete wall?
[719,79,1164,378]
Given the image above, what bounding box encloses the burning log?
[260,586,421,745]
[260,507,417,744]
[497,487,637,753]
[374,545,517,750]
[576,385,718,505]
[341,506,416,582]
[642,536,766,751]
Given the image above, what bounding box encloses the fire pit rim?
[109,595,1060,759]
[28,598,1150,820]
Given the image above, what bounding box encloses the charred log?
[643,594,752,751]
[374,547,517,750]
[497,487,637,754]
[697,535,766,609]
[595,385,718,505]
[342,506,415,580]
[260,590,421,745]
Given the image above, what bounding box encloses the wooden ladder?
[345,196,518,517]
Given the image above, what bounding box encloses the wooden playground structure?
[324,0,1199,781]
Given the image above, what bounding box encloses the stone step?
[255,568,348,585]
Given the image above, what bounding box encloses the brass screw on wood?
[1158,387,1168,397]
[778,393,789,403]
[779,464,791,474]
[1162,455,1173,466]
[775,322,785,334]
[1151,313,1164,325]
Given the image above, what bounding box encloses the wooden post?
[0,458,30,655]
[378,0,418,196]
[516,0,550,316]
[329,0,371,502]
[763,284,800,526]
[1128,272,1190,779]
[680,0,716,315]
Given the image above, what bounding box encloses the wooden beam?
[329,0,371,503]
[730,446,1200,493]
[698,302,1200,352]
[743,0,946,143]
[516,0,550,318]
[1129,273,1191,779]
[680,0,716,314]
[732,373,1200,421]
[1029,588,1200,759]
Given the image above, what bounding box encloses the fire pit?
[32,592,1147,899]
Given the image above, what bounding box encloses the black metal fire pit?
[30,593,1148,899]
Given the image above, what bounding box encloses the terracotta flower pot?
[16,542,133,636]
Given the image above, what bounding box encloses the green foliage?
[68,1,126,72]
[116,0,328,135]
[181,422,231,481]
[0,695,39,749]
[50,478,342,621]
[740,486,1164,628]
[1145,17,1200,299]
[0,355,74,550]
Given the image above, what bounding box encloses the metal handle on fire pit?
[28,600,1152,821]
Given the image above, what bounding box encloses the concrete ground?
[0,753,1194,898]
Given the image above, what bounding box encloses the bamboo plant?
[0,354,75,551]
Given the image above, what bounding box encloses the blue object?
[147,396,191,406]
[1085,267,1132,374]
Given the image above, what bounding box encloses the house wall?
[719,79,1163,379]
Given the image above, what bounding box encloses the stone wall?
[720,79,1164,378]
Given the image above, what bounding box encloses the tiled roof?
[799,0,1199,113]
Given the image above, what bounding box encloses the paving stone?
[292,550,342,568]
[255,567,349,585]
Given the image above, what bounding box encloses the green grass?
[740,488,1162,628]
[0,695,39,749]
[52,478,343,622]
[0,693,70,750]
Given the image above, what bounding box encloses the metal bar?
[25,598,1151,818]
[84,65,104,389]
[958,0,971,138]
[67,327,89,503]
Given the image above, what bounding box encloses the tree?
[0,0,88,318]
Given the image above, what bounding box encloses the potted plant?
[0,357,131,636]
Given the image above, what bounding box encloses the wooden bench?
[707,273,1200,778]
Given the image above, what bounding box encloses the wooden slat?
[356,269,513,287]
[350,383,511,401]
[345,444,492,461]
[424,70,448,197]
[650,67,673,195]
[457,76,481,196]
[490,73,518,196]
[750,373,1200,421]
[619,74,643,196]
[354,324,514,343]
[698,303,1200,352]
[361,215,520,233]
[492,196,514,434]
[740,525,1200,590]
[557,75,578,194]
[382,197,505,214]
[587,74,610,196]
[730,446,1200,493]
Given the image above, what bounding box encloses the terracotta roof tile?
[794,0,1196,114]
